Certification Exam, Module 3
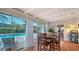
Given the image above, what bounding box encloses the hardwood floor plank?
[22,41,79,51]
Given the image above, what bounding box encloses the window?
[45,24,49,32]
[33,22,42,34]
[0,13,26,51]
[13,16,26,33]
[0,13,26,34]
[0,14,12,34]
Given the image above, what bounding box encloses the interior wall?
[25,20,33,48]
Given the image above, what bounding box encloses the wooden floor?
[22,41,79,51]
[61,41,79,51]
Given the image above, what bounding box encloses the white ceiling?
[19,8,79,22]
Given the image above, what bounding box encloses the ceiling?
[19,8,79,23]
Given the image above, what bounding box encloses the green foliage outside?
[0,14,26,34]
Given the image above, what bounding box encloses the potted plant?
[47,28,55,37]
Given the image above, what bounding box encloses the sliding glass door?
[0,14,12,51]
[0,13,26,51]
[13,16,26,50]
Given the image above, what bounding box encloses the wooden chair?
[38,33,50,51]
[53,35,61,51]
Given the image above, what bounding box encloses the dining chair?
[53,35,61,51]
[38,33,50,51]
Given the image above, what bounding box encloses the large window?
[0,13,26,34]
[0,14,12,34]
[0,13,26,51]
[13,16,26,33]
[33,21,45,41]
[45,24,49,32]
[33,22,42,34]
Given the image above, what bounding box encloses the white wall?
[25,20,33,48]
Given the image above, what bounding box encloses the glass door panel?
[0,13,26,51]
[13,16,26,50]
